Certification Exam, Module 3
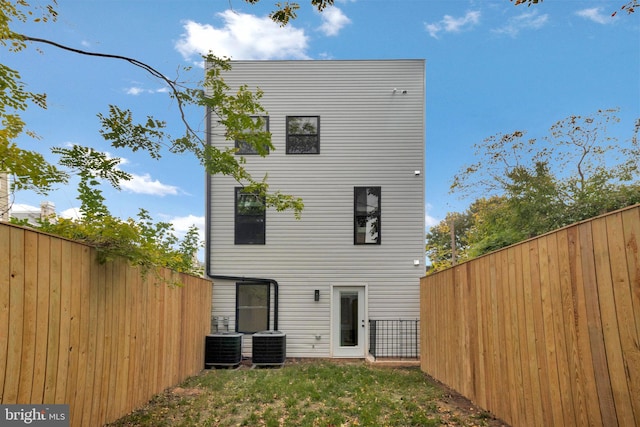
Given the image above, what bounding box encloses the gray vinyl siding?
[207,60,425,358]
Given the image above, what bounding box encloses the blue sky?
[7,0,640,256]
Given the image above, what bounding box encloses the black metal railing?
[369,319,420,360]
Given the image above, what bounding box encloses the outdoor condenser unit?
[205,332,242,368]
[252,330,286,367]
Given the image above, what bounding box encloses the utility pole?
[450,217,457,266]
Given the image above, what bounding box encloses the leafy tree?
[1,0,332,211]
[442,109,640,262]
[503,161,565,236]
[512,0,638,15]
[426,210,472,273]
[464,196,521,258]
[245,0,334,26]
[1,0,333,278]
[452,109,636,205]
[426,196,520,273]
[1,1,67,200]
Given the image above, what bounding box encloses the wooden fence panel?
[620,209,640,420]
[5,227,24,404]
[0,223,212,427]
[0,225,8,402]
[421,204,640,426]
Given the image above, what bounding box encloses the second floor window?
[235,188,265,244]
[287,116,320,154]
[235,116,270,155]
[354,187,381,245]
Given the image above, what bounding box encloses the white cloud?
[171,214,205,240]
[126,86,145,96]
[425,11,481,39]
[492,11,549,37]
[425,213,440,229]
[424,203,440,230]
[120,173,179,196]
[576,7,613,25]
[125,86,171,96]
[175,10,309,61]
[60,207,82,219]
[318,7,351,36]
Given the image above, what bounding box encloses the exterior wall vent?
[252,331,286,367]
[205,332,242,368]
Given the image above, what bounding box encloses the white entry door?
[332,286,366,357]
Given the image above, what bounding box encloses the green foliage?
[32,209,203,284]
[94,54,304,217]
[1,1,67,210]
[2,0,310,278]
[513,0,638,16]
[503,162,565,237]
[244,0,334,26]
[13,143,204,283]
[465,196,523,258]
[428,109,640,271]
[425,210,474,272]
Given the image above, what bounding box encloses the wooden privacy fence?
[421,205,640,427]
[0,222,212,426]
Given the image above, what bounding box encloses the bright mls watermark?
[1,405,69,426]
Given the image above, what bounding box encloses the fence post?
[369,320,377,359]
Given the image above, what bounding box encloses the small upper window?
[354,187,381,245]
[286,116,320,154]
[235,116,270,155]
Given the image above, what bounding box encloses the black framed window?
[235,116,270,155]
[235,188,265,244]
[236,282,270,333]
[286,116,320,154]
[354,187,381,245]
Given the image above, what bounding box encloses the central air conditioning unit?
[252,330,286,367]
[205,332,243,368]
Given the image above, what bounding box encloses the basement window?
[236,283,270,333]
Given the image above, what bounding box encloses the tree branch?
[19,34,203,146]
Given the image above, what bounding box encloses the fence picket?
[605,213,640,421]
[4,228,25,404]
[0,226,10,402]
[17,231,37,403]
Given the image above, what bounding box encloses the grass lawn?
[108,360,504,426]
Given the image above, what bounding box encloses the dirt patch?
[423,372,509,427]
[170,387,204,397]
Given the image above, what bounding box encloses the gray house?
[206,60,425,359]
